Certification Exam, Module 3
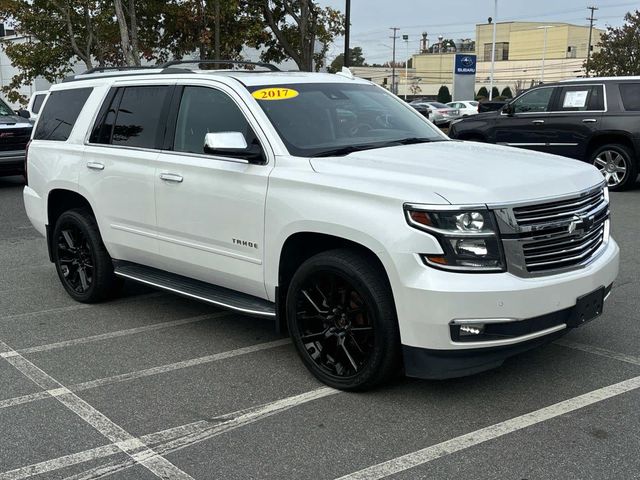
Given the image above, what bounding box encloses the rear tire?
[52,208,121,303]
[286,249,401,391]
[590,143,638,191]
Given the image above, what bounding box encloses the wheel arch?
[586,132,637,160]
[274,231,395,334]
[46,189,96,262]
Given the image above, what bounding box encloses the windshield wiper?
[387,137,439,146]
[310,144,381,157]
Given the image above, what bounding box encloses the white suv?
[23,62,619,390]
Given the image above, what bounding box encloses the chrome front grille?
[494,184,610,277]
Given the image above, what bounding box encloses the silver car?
[409,101,460,126]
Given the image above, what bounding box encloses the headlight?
[405,206,506,272]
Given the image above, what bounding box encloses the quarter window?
[173,86,259,157]
[33,88,93,141]
[619,83,640,111]
[32,94,46,114]
[511,88,554,114]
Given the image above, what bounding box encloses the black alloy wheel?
[52,208,121,303]
[287,249,401,391]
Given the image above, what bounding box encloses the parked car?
[447,100,478,116]
[409,102,432,120]
[410,101,460,126]
[449,77,640,190]
[477,100,507,113]
[0,96,33,178]
[26,90,48,121]
[24,63,619,390]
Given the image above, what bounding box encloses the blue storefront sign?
[454,54,476,75]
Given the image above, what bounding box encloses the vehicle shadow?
[0,175,25,188]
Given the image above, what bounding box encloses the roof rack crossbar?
[159,60,280,72]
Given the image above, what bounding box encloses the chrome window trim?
[499,83,607,115]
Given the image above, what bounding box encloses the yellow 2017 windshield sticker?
[252,88,299,101]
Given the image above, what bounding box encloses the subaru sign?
[455,54,476,75]
[452,54,476,101]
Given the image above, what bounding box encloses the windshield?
[0,98,14,116]
[248,83,445,157]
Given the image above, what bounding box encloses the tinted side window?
[111,86,171,149]
[32,94,46,114]
[34,88,92,141]
[173,86,259,155]
[619,83,640,111]
[556,85,604,111]
[512,88,554,114]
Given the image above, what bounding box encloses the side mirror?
[203,131,264,163]
[502,103,514,116]
[17,109,30,119]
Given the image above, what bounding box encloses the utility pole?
[214,0,220,61]
[586,5,598,77]
[403,34,409,100]
[538,25,552,82]
[489,0,497,100]
[343,0,351,67]
[390,27,399,95]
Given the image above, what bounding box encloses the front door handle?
[582,118,597,123]
[86,162,104,171]
[160,173,183,183]
[531,120,545,125]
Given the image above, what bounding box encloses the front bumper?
[392,238,619,354]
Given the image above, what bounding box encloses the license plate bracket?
[567,287,605,328]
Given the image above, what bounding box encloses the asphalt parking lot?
[1,174,639,480]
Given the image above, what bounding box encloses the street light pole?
[390,27,399,95]
[343,0,351,68]
[438,34,443,84]
[539,25,551,82]
[489,0,497,100]
[403,34,409,100]
[586,6,598,77]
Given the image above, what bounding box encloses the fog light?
[459,324,485,336]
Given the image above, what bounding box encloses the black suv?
[0,97,32,178]
[449,78,640,190]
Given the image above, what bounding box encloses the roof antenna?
[336,66,354,80]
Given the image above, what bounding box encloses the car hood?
[309,141,603,205]
[0,115,32,127]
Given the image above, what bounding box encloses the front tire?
[590,144,638,191]
[52,208,121,303]
[286,249,401,391]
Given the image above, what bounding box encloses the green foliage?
[587,10,640,76]
[476,86,489,98]
[329,46,365,72]
[500,86,513,98]
[437,85,451,103]
[491,86,500,98]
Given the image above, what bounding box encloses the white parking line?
[16,311,232,355]
[335,374,640,480]
[555,339,640,367]
[0,338,291,411]
[0,387,338,480]
[0,292,164,322]
[0,339,194,480]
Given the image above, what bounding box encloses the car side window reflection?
[511,88,554,114]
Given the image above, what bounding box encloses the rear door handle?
[531,120,545,125]
[160,173,183,183]
[582,118,597,123]
[86,162,104,171]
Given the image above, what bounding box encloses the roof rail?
[81,66,157,74]
[160,60,280,72]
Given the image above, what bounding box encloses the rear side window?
[32,94,46,114]
[34,88,92,141]
[619,83,640,111]
[556,85,604,111]
[91,85,172,149]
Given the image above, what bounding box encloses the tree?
[329,46,365,72]
[437,85,451,103]
[113,0,139,66]
[476,86,489,99]
[491,86,500,99]
[501,86,513,98]
[587,10,640,76]
[252,0,345,71]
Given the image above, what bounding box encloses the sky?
[318,0,638,64]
